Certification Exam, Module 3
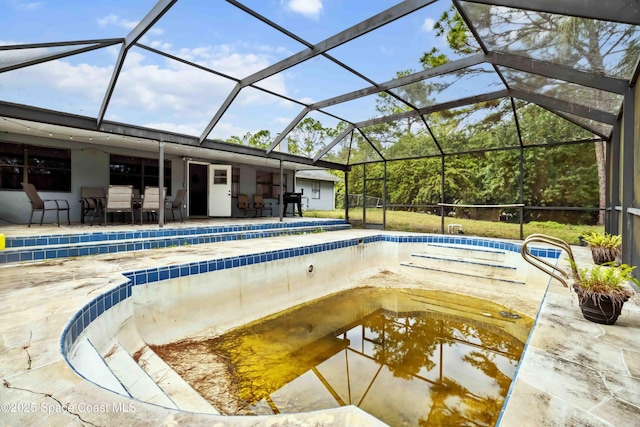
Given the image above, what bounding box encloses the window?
[213,168,227,185]
[256,170,272,198]
[110,155,171,193]
[272,171,286,198]
[0,142,71,191]
[256,170,286,198]
[312,181,321,199]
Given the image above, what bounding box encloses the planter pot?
[573,286,628,325]
[590,247,621,265]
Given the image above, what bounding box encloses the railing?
[521,234,579,288]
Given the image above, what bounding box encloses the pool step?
[112,320,218,413]
[102,342,178,408]
[419,243,509,263]
[408,253,517,280]
[0,222,351,264]
[401,242,521,284]
[70,338,129,396]
[127,345,218,414]
[399,261,525,287]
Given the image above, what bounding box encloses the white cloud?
[285,0,323,19]
[0,36,295,140]
[274,116,292,124]
[149,40,173,51]
[97,14,138,30]
[421,18,435,32]
[141,121,204,137]
[208,121,252,141]
[24,2,42,10]
[0,55,113,115]
[96,14,165,37]
[8,0,42,10]
[276,46,292,55]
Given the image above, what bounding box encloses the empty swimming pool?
[61,232,558,425]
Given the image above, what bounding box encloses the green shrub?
[571,261,638,305]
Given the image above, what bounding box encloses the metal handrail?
[520,234,578,288]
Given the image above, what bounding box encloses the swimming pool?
[153,286,533,425]
[61,233,559,425]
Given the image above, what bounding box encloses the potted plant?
[580,232,622,265]
[571,262,638,325]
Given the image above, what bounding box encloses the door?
[188,162,208,217]
[208,165,232,217]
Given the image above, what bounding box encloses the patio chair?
[79,187,106,224]
[253,194,272,217]
[21,182,71,227]
[139,186,167,224]
[132,188,142,209]
[165,189,186,222]
[104,185,135,225]
[237,194,257,217]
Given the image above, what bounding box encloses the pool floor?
[151,283,533,426]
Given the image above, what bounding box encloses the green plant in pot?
[580,232,622,265]
[571,261,638,325]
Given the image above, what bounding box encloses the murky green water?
[153,287,533,426]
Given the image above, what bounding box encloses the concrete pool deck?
[0,219,639,426]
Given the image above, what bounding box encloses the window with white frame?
[312,181,320,199]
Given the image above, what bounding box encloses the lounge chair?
[104,185,135,225]
[165,189,186,222]
[21,182,71,227]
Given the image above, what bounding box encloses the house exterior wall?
[296,178,335,211]
[231,165,293,218]
[1,133,111,224]
[0,135,295,224]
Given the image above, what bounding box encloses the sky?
[0,0,481,143]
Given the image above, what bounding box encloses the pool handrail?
[521,234,578,288]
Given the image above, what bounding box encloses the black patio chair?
[165,189,186,222]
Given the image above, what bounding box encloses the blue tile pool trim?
[60,233,561,361]
[0,221,350,264]
[5,220,347,249]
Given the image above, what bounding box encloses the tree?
[226,130,272,149]
[423,5,640,224]
[285,117,338,158]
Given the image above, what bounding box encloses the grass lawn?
[303,209,602,245]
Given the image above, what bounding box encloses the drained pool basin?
[152,286,533,426]
[61,233,558,425]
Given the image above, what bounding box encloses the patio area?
[0,219,638,426]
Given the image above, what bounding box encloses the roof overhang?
[0,101,348,172]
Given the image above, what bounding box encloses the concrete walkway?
[0,220,638,426]
[499,250,640,427]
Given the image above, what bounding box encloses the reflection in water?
[153,287,532,426]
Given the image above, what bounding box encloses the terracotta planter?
[573,286,628,325]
